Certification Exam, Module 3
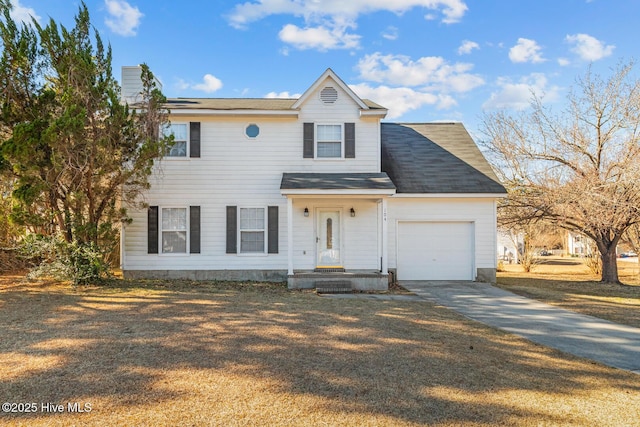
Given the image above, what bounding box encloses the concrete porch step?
[288,271,387,291]
[315,280,352,294]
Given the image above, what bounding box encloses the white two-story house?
[120,67,506,290]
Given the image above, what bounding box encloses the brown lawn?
[1,274,639,426]
[497,257,640,329]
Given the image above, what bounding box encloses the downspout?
[287,197,294,276]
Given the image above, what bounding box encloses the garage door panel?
[397,222,473,280]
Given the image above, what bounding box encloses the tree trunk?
[600,248,619,283]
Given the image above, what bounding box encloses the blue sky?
[6,0,640,135]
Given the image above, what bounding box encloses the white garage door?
[397,222,474,280]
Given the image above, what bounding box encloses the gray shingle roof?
[166,98,296,110]
[166,98,385,111]
[281,173,395,190]
[381,123,506,194]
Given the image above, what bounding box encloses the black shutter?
[190,122,200,158]
[268,206,278,254]
[190,206,201,254]
[148,206,159,254]
[345,122,355,158]
[226,206,237,254]
[303,122,314,158]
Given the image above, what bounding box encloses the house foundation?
[123,269,288,282]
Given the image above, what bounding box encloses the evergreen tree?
[0,1,169,282]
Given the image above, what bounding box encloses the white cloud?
[8,0,41,23]
[265,91,302,98]
[457,40,479,55]
[350,83,454,119]
[351,52,483,119]
[175,75,223,93]
[483,73,560,110]
[192,74,223,93]
[278,24,360,51]
[175,79,190,91]
[104,0,143,37]
[565,33,614,61]
[382,26,398,41]
[227,1,467,51]
[356,52,484,93]
[557,57,570,67]
[228,0,468,28]
[509,38,545,63]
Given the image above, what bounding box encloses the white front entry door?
[317,210,342,267]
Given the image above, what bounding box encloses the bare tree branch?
[482,61,640,283]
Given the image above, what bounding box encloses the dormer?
[293,68,387,119]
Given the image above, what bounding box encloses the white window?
[240,208,265,253]
[161,208,187,253]
[316,124,342,158]
[163,123,188,157]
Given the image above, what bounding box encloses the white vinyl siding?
[122,76,496,275]
[291,201,379,271]
[124,74,384,271]
[298,76,379,170]
[121,65,163,105]
[387,198,498,278]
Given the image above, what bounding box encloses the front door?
[317,209,342,267]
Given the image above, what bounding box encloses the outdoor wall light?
[304,207,309,217]
[350,207,356,217]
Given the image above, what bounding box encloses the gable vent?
[320,86,338,104]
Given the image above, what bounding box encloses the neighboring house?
[567,231,591,256]
[120,67,507,290]
[497,228,522,264]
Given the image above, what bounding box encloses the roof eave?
[392,192,507,198]
[168,109,299,117]
[360,109,387,118]
[281,189,396,196]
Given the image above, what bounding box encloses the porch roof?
[280,173,396,196]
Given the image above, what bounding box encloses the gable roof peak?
[292,68,369,110]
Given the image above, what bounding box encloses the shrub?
[20,234,110,285]
[584,253,602,276]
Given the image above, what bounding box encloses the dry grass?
[497,257,640,328]
[1,274,640,426]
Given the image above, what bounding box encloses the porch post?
[287,197,294,275]
[381,197,388,275]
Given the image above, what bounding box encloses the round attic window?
[245,124,260,138]
[320,86,338,104]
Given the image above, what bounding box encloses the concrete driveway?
[401,281,640,375]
